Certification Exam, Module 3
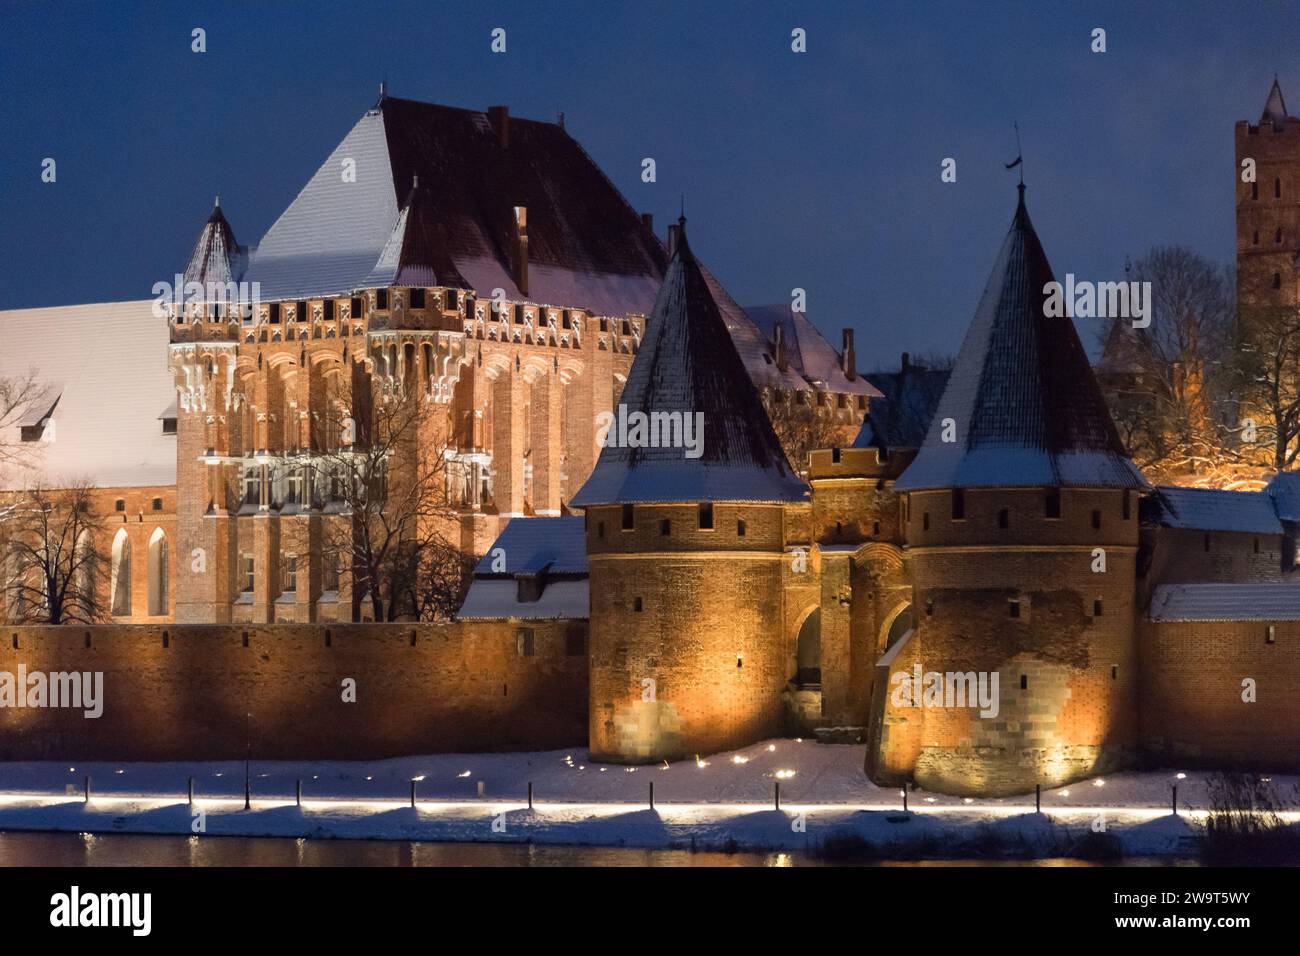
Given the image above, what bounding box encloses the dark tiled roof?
[183,200,247,289]
[1262,77,1290,125]
[242,97,665,312]
[896,186,1146,491]
[365,178,468,289]
[854,364,950,452]
[381,97,666,284]
[570,219,809,506]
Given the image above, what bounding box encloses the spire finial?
[412,174,419,190]
[214,194,220,208]
[1004,122,1025,186]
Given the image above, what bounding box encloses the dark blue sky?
[2,0,1296,365]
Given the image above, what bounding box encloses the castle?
[4,85,1300,796]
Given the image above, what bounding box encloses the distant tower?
[890,185,1148,796]
[570,218,809,763]
[1236,77,1300,315]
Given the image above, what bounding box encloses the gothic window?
[147,528,168,616]
[241,554,255,593]
[110,529,132,616]
[281,553,298,593]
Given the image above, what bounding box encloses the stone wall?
[0,620,587,761]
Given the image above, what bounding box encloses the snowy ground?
[0,740,1294,858]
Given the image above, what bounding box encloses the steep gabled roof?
[243,96,665,313]
[570,219,809,506]
[896,186,1147,492]
[183,199,247,290]
[1262,76,1290,125]
[745,305,881,397]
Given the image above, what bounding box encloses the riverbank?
[0,740,1292,859]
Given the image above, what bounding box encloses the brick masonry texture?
[0,621,586,761]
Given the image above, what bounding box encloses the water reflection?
[0,831,1204,867]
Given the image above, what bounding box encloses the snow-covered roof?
[570,220,809,507]
[1149,583,1300,622]
[1266,472,1300,523]
[242,97,666,314]
[183,199,248,290]
[458,579,589,621]
[459,516,588,620]
[744,305,880,397]
[470,516,587,576]
[1150,486,1283,535]
[895,186,1147,493]
[0,301,176,490]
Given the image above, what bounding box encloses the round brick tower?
[890,185,1147,796]
[570,219,808,764]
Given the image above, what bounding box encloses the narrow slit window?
[951,488,965,520]
[1045,489,1061,519]
[699,502,713,530]
[622,504,634,530]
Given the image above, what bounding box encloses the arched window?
[74,530,95,618]
[422,342,434,396]
[110,529,132,616]
[148,528,168,616]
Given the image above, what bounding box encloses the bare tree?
[764,394,848,476]
[314,371,465,622]
[1230,302,1300,474]
[1,480,108,625]
[1097,247,1240,485]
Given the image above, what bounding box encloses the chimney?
[488,105,509,148]
[773,324,789,373]
[667,222,680,258]
[513,205,529,296]
[841,329,857,381]
[641,212,654,234]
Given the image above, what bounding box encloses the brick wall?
[1140,617,1300,770]
[0,620,587,761]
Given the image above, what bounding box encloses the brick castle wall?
[0,620,586,761]
[1140,617,1300,770]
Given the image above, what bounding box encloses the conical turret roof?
[1263,76,1289,125]
[183,198,246,289]
[364,176,469,289]
[895,186,1146,492]
[570,219,808,506]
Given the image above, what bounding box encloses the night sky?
[2,0,1297,366]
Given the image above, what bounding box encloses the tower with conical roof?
[1236,76,1300,317]
[571,218,808,763]
[887,186,1147,796]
